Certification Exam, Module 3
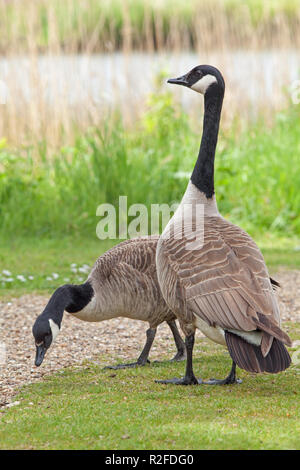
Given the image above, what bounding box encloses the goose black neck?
[191,84,224,198]
[41,282,94,326]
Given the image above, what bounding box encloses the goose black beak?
[35,345,46,367]
[167,74,189,87]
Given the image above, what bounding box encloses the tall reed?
[1,0,300,53]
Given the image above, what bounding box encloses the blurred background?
[0,0,300,294]
[2,0,300,143]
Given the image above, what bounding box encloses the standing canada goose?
[32,236,186,368]
[155,65,292,385]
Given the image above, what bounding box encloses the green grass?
[0,236,115,298]
[1,326,299,450]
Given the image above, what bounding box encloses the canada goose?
[32,236,186,368]
[155,65,292,385]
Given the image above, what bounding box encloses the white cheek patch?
[191,74,217,94]
[49,319,60,343]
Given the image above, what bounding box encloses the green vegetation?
[1,92,300,243]
[0,236,113,298]
[1,0,300,53]
[1,325,299,450]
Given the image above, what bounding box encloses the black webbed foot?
[203,361,242,385]
[170,349,187,362]
[203,377,242,385]
[103,359,150,370]
[155,375,203,385]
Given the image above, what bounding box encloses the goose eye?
[193,69,202,80]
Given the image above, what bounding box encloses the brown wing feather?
[158,215,291,346]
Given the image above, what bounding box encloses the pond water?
[0,49,300,117]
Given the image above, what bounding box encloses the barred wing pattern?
[88,236,176,327]
[157,215,292,353]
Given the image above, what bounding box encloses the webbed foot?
[170,349,187,362]
[155,375,203,385]
[203,361,242,385]
[104,359,150,370]
[203,377,242,385]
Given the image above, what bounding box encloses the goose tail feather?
[225,330,291,374]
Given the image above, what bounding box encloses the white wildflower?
[52,273,59,279]
[28,276,34,280]
[46,276,53,281]
[16,275,26,282]
[2,270,12,276]
[78,266,89,273]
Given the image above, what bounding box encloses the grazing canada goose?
[32,236,186,368]
[155,65,292,385]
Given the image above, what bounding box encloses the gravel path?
[1,269,299,407]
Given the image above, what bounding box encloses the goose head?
[167,65,225,95]
[32,315,60,366]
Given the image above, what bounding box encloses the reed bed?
[1,50,297,150]
[1,0,300,53]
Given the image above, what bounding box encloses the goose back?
[74,236,175,327]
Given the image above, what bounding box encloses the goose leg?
[155,333,202,385]
[203,361,242,385]
[167,320,187,362]
[104,327,156,369]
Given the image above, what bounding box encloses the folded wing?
[158,216,291,352]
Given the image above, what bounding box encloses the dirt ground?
[1,269,299,407]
